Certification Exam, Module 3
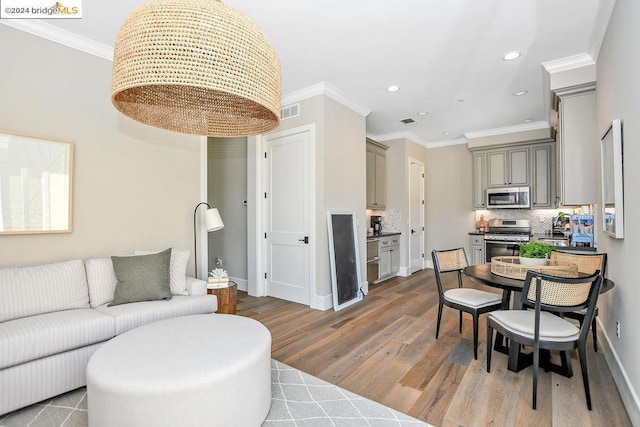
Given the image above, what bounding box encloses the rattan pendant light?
[111,0,281,136]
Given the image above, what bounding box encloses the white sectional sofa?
[0,257,217,416]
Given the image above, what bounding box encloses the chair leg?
[486,324,493,372]
[459,310,463,334]
[472,313,479,360]
[592,317,598,352]
[578,344,593,410]
[436,302,443,339]
[532,345,539,410]
[560,351,573,378]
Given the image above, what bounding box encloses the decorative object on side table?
[207,268,236,314]
[207,268,229,287]
[518,241,554,266]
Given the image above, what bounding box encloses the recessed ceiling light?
[513,90,528,96]
[417,112,428,116]
[387,85,399,92]
[442,131,452,136]
[523,118,534,123]
[503,51,521,61]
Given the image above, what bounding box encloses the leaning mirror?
[600,119,624,238]
[0,131,73,234]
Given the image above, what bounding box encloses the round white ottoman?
[86,314,271,427]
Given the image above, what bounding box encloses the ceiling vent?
[400,118,415,125]
[281,104,300,120]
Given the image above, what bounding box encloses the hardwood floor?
[237,268,631,426]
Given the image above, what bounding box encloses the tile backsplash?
[474,208,584,234]
[366,209,401,233]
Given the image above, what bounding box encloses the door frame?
[247,124,316,306]
[408,157,425,274]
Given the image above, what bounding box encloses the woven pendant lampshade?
[111,0,281,136]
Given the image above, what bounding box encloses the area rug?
[0,360,427,426]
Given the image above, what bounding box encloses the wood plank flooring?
[237,268,631,426]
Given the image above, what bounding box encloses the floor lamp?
[193,202,224,279]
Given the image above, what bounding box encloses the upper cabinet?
[556,88,596,206]
[471,142,555,209]
[487,147,529,187]
[366,139,388,209]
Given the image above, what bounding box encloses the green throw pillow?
[110,248,172,306]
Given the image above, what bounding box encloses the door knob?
[298,236,309,244]
[411,229,416,234]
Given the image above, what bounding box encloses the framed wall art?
[600,119,624,239]
[0,131,73,235]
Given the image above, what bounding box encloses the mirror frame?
[600,119,624,239]
[0,130,73,235]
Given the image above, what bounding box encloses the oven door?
[484,240,520,263]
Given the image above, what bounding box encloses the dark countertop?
[367,232,401,239]
[469,232,485,236]
[532,234,597,252]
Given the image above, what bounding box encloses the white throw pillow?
[134,249,190,295]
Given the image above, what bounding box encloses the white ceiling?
[11,0,612,146]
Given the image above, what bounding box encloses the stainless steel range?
[483,219,531,263]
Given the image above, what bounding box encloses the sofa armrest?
[186,277,207,296]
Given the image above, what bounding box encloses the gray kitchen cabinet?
[531,142,555,208]
[556,88,596,206]
[377,235,400,282]
[472,152,486,209]
[470,235,484,266]
[366,139,388,209]
[471,141,555,209]
[487,147,529,187]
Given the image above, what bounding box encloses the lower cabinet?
[377,235,400,282]
[470,235,484,266]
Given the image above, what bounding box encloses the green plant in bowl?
[519,241,554,263]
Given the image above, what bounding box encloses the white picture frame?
[600,119,624,239]
[327,211,363,311]
[0,130,73,235]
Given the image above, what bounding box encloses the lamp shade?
[205,208,224,232]
[111,0,281,136]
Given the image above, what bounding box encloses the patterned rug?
[0,360,427,426]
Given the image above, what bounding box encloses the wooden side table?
[206,282,237,314]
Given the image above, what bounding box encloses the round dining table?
[463,263,614,375]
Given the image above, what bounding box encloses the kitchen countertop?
[532,234,597,252]
[469,232,485,236]
[367,232,401,239]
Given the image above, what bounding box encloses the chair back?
[431,248,468,297]
[522,270,603,341]
[550,251,607,277]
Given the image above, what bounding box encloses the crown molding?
[425,137,469,149]
[281,82,372,117]
[464,121,549,140]
[367,131,428,148]
[542,53,595,74]
[0,19,113,60]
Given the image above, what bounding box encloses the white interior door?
[409,160,425,273]
[264,129,311,305]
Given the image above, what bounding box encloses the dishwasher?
[366,239,379,284]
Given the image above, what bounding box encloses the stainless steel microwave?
[486,187,530,209]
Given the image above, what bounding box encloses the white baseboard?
[598,318,640,425]
[398,267,411,277]
[312,294,333,311]
[425,260,434,269]
[230,277,248,293]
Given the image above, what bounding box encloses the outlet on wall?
[616,320,621,338]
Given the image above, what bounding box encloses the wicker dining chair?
[487,270,602,410]
[550,251,607,351]
[431,248,502,360]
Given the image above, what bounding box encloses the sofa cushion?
[0,260,90,323]
[134,249,190,296]
[85,258,118,308]
[0,309,115,370]
[111,249,172,306]
[95,295,216,335]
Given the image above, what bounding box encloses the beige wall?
[0,27,201,270]
[207,137,248,287]
[425,144,475,259]
[594,0,640,421]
